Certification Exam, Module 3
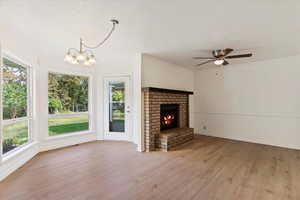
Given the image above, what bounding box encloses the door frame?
[103,75,132,141]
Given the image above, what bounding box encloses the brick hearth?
[157,128,194,152]
[143,87,194,152]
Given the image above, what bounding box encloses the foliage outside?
[1,64,128,154]
[2,58,29,154]
[48,73,88,114]
[1,62,91,154]
[3,58,27,120]
[108,82,126,132]
[110,82,125,121]
[2,120,28,154]
[48,73,89,135]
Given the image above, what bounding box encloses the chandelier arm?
[84,49,94,55]
[82,20,118,49]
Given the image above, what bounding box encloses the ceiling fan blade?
[223,48,234,56]
[193,57,215,59]
[196,59,215,66]
[225,53,252,59]
[222,60,229,66]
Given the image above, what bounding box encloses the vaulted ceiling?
[1,0,300,67]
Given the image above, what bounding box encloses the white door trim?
[103,76,132,141]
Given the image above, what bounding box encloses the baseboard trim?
[39,133,97,152]
[195,132,300,151]
[0,143,39,181]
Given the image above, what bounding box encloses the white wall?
[95,55,142,148]
[37,62,98,152]
[194,55,300,150]
[142,54,194,91]
[0,39,142,180]
[141,54,195,130]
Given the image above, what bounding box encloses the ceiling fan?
[193,48,252,66]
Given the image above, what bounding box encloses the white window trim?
[1,51,34,157]
[47,71,93,138]
[2,141,38,163]
[3,117,28,125]
[49,112,89,118]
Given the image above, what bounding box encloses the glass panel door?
[104,76,131,141]
[109,81,125,132]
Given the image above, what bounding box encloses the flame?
[162,114,175,125]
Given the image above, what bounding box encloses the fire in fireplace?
[160,104,179,131]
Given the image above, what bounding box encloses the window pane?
[48,73,88,114]
[3,58,27,120]
[109,82,125,132]
[48,115,89,136]
[2,120,29,154]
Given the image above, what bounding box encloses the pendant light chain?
[82,19,118,49]
[64,19,119,66]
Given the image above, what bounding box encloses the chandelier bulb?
[83,59,91,66]
[77,52,86,61]
[71,56,78,64]
[64,52,73,62]
[89,55,96,64]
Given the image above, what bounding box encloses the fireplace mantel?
[142,87,194,95]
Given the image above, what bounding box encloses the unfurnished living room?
[0,1,300,200]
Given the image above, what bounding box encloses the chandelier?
[64,19,119,66]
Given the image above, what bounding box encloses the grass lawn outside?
[48,115,89,136]
[3,115,89,153]
[3,115,90,145]
[3,120,28,141]
[3,120,28,144]
[112,110,125,121]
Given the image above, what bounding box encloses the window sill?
[46,131,95,140]
[2,141,38,163]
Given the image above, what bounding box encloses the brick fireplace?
[143,87,194,152]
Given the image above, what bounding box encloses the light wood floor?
[0,135,300,200]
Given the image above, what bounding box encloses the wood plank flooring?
[0,135,300,200]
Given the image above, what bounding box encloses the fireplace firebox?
[160,104,179,131]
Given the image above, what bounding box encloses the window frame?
[0,52,33,156]
[47,71,92,138]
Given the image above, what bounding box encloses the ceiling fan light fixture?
[194,48,252,67]
[214,59,224,65]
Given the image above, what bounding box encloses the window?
[1,56,32,155]
[48,72,90,136]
